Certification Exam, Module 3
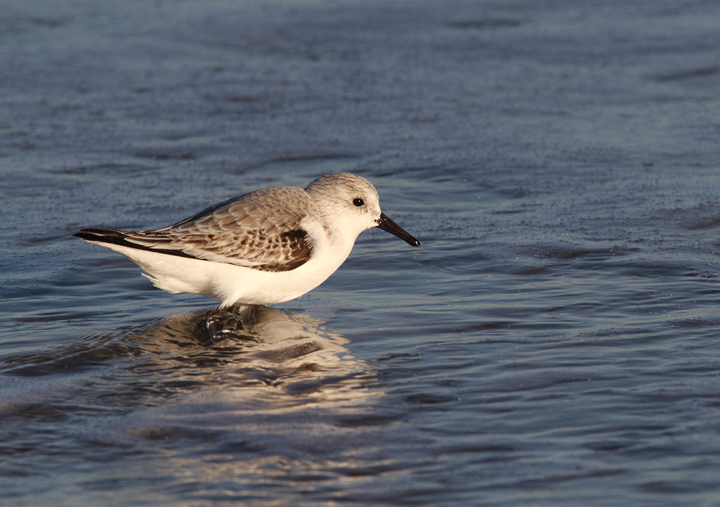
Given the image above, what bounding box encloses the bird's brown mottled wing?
[83,187,314,272]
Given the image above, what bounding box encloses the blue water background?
[2,0,720,505]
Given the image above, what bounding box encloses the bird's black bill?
[376,213,420,247]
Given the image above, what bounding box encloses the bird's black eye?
[353,198,365,207]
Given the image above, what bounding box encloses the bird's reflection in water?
[94,305,386,450]
[120,305,380,406]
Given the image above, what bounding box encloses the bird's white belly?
[90,233,353,307]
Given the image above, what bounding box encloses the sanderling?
[75,172,419,307]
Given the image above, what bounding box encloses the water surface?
[2,0,720,505]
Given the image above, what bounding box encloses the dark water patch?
[0,399,74,422]
[133,150,195,161]
[341,462,406,477]
[6,345,136,377]
[677,213,720,231]
[43,163,159,179]
[650,66,720,82]
[270,153,359,164]
[511,265,553,275]
[29,17,68,29]
[223,93,267,103]
[125,424,223,442]
[338,412,402,427]
[492,207,530,215]
[611,262,700,278]
[585,440,632,452]
[441,443,520,455]
[669,317,720,328]
[528,245,638,261]
[0,14,67,37]
[213,439,268,454]
[490,469,627,491]
[375,352,422,363]
[476,369,612,394]
[447,321,515,334]
[542,301,606,313]
[681,272,716,280]
[404,393,457,405]
[639,480,702,494]
[447,19,522,30]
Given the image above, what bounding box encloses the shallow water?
[3,0,720,505]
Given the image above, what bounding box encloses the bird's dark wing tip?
[74,228,123,241]
[74,228,203,262]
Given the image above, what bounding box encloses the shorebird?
[75,173,419,307]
